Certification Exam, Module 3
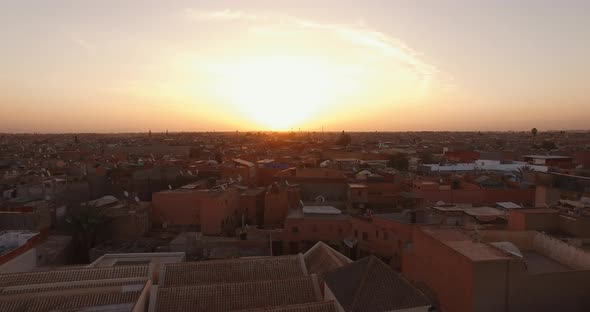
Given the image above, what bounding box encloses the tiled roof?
[304,242,351,271]
[161,254,307,287]
[0,265,149,287]
[156,276,321,312]
[235,301,338,312]
[303,242,351,281]
[0,289,142,312]
[324,256,430,312]
[0,277,147,295]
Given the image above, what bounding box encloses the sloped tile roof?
[161,254,307,287]
[324,256,430,312]
[235,301,338,312]
[0,289,142,312]
[303,242,352,277]
[156,276,321,312]
[0,265,149,288]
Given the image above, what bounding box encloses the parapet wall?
[533,233,590,270]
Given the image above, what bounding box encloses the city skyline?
[2,0,590,132]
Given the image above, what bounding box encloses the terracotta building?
[152,185,239,235]
[403,227,590,312]
[264,182,300,229]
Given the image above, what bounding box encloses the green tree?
[336,131,352,146]
[531,128,538,141]
[387,153,409,171]
[541,140,557,151]
[512,165,533,183]
[65,204,111,262]
[419,151,434,164]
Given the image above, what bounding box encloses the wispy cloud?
[64,32,95,54]
[185,9,438,85]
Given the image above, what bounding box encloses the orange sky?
[1,1,589,132]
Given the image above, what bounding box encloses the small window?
[354,230,358,238]
[376,231,379,238]
[292,227,299,233]
[384,232,389,240]
[362,232,368,241]
[312,224,317,232]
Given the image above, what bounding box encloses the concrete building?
[264,182,300,229]
[403,227,590,312]
[0,230,42,273]
[152,185,239,235]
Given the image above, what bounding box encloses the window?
[376,230,379,239]
[312,224,317,232]
[292,227,299,233]
[362,232,368,241]
[354,230,358,238]
[384,232,389,240]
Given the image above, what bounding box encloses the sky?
[1,0,589,133]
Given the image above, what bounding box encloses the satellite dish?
[44,195,51,201]
[179,170,184,176]
[221,184,227,191]
[134,196,140,203]
[237,174,242,182]
[168,185,172,190]
[123,191,129,198]
[285,180,290,186]
[315,195,326,203]
[195,169,199,176]
[187,170,193,176]
[229,177,234,184]
[47,170,51,176]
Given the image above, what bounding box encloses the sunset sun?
[212,55,341,130]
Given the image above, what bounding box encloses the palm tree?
[531,128,538,143]
[513,165,533,184]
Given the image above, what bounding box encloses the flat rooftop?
[524,155,572,159]
[522,251,572,274]
[302,206,341,215]
[446,240,510,262]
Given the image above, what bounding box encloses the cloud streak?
[185,9,438,85]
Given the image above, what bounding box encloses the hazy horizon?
[2,0,589,132]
